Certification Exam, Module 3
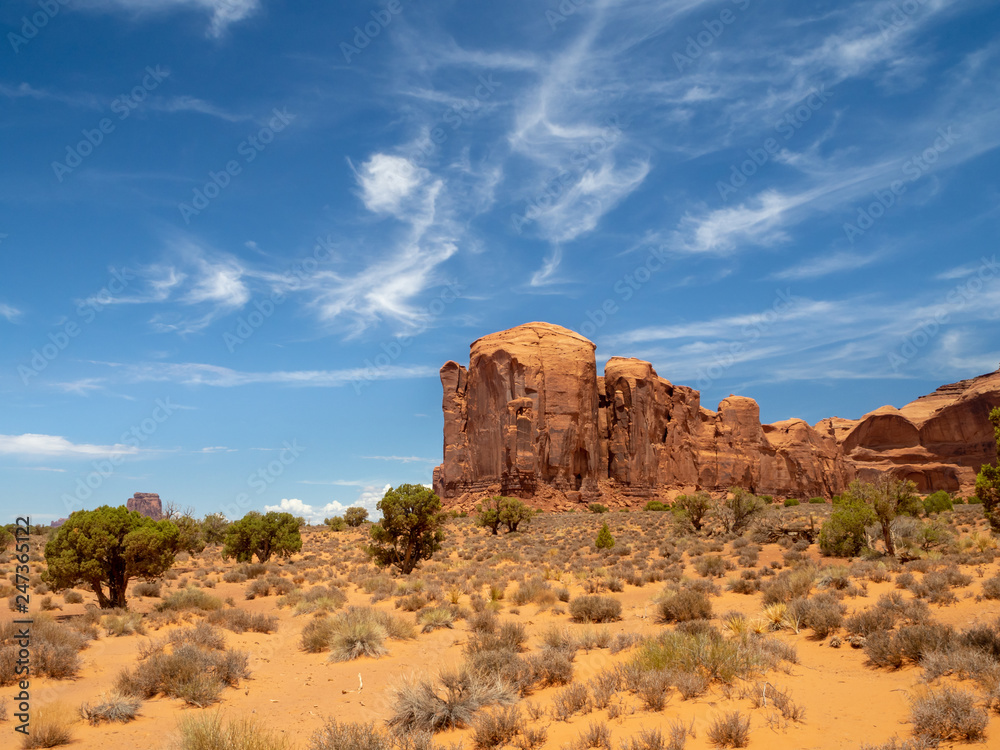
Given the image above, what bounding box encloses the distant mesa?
[50,518,67,528]
[433,322,1000,510]
[127,492,164,520]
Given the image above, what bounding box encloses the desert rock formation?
[127,492,164,520]
[433,322,1000,508]
[435,324,602,500]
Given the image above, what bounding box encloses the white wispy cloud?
[91,361,439,387]
[0,302,22,322]
[359,455,439,464]
[149,96,251,122]
[606,278,1000,391]
[0,82,102,109]
[0,434,141,459]
[181,253,249,309]
[771,251,884,281]
[532,160,652,248]
[298,479,370,487]
[79,265,185,309]
[51,379,105,395]
[302,154,459,335]
[74,0,261,37]
[936,257,997,281]
[673,191,803,255]
[87,241,251,334]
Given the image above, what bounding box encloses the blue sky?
[1,0,999,525]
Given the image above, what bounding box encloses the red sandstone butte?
[432,322,1000,509]
[126,492,164,520]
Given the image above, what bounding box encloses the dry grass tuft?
[79,693,141,725]
[21,704,74,749]
[909,685,988,742]
[707,711,751,748]
[171,712,292,750]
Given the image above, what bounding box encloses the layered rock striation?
[433,323,999,508]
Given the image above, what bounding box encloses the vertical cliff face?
[433,323,601,499]
[599,360,853,498]
[434,323,1000,508]
[602,357,701,493]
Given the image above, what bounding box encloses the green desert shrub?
[325,516,348,532]
[222,511,302,564]
[819,498,876,557]
[922,491,954,516]
[594,524,615,549]
[280,584,348,616]
[344,507,370,527]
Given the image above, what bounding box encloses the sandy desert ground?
[4,504,1000,750]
